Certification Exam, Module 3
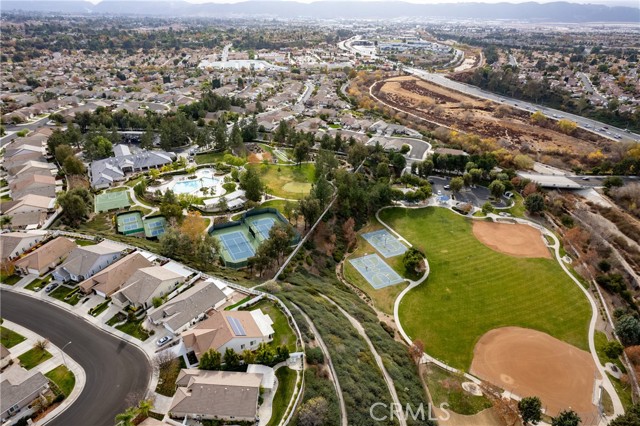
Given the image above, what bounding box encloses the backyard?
[249,163,315,200]
[242,300,298,352]
[380,207,591,370]
[267,367,297,426]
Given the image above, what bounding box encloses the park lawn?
[194,151,229,165]
[249,163,315,200]
[260,199,289,213]
[1,326,26,348]
[594,331,632,409]
[380,207,591,370]
[267,367,297,426]
[506,192,525,217]
[45,365,75,397]
[343,221,409,314]
[0,273,22,286]
[423,364,492,415]
[125,176,145,187]
[243,300,297,352]
[18,347,53,370]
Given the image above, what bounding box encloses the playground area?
[472,221,552,259]
[95,190,131,213]
[470,327,599,423]
[117,211,144,235]
[361,229,407,258]
[349,254,405,289]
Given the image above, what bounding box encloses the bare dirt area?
[472,221,551,259]
[373,76,614,168]
[470,327,598,423]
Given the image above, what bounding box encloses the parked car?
[156,336,171,346]
[45,283,58,293]
[444,185,450,190]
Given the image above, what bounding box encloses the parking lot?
[429,176,509,208]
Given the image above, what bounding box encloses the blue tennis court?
[219,231,256,261]
[362,229,407,258]
[349,254,404,289]
[251,217,276,240]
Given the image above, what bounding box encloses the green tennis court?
[143,216,167,238]
[95,191,131,213]
[117,212,144,235]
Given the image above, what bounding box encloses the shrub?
[306,347,325,365]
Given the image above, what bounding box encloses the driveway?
[1,291,151,426]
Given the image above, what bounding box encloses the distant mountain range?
[3,1,639,22]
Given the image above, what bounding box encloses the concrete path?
[1,319,86,426]
[290,302,348,426]
[320,295,408,426]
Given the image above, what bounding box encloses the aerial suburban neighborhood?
[1,1,640,426]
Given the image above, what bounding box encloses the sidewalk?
[1,319,86,426]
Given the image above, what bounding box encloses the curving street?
[1,291,151,426]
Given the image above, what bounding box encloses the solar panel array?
[228,316,246,336]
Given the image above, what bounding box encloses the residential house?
[89,145,175,189]
[79,252,152,297]
[111,266,184,309]
[181,309,274,358]
[147,280,229,334]
[0,369,49,422]
[9,174,57,200]
[169,369,262,422]
[0,194,55,217]
[5,161,55,179]
[0,232,44,261]
[14,237,76,276]
[52,241,124,283]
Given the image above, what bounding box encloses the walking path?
[376,203,624,423]
[1,319,85,426]
[290,303,348,426]
[320,295,408,426]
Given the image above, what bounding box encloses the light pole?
[60,341,72,367]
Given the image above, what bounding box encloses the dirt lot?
[472,221,551,259]
[470,327,599,423]
[373,76,614,168]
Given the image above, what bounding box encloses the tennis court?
[117,212,144,235]
[143,216,167,238]
[362,229,407,258]
[249,217,276,241]
[95,190,131,213]
[349,254,404,289]
[219,231,256,261]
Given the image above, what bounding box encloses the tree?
[488,180,505,198]
[54,144,74,165]
[530,111,547,124]
[114,406,139,426]
[216,196,229,212]
[449,177,464,193]
[298,196,322,229]
[603,176,624,189]
[551,410,580,426]
[179,212,207,242]
[58,188,91,226]
[137,399,153,418]
[140,126,154,149]
[148,168,160,181]
[514,154,534,170]
[239,168,264,202]
[242,350,256,365]
[482,201,494,214]
[402,247,424,274]
[518,396,542,425]
[616,314,640,346]
[298,397,329,426]
[223,347,240,370]
[409,339,424,364]
[293,140,310,165]
[347,143,368,167]
[63,156,86,175]
[312,176,332,208]
[525,193,545,214]
[230,122,243,148]
[557,119,577,135]
[199,349,222,370]
[34,339,49,351]
[603,340,624,359]
[342,217,357,251]
[214,119,228,151]
[609,403,640,426]
[84,135,113,161]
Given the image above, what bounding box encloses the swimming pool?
[172,177,219,194]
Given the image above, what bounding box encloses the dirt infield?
[472,221,551,259]
[471,327,598,421]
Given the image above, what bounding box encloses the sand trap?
[470,327,598,422]
[473,221,551,259]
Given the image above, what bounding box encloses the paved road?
[1,116,51,147]
[1,291,151,426]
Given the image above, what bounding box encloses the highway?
[1,291,151,426]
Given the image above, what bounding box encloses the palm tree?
[114,406,139,426]
[137,399,153,418]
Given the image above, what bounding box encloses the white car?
[156,336,171,346]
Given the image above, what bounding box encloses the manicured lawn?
[194,151,229,165]
[0,273,22,286]
[423,364,492,415]
[1,326,26,348]
[116,319,150,341]
[49,285,83,306]
[594,331,632,409]
[249,163,315,200]
[224,296,251,311]
[45,365,76,397]
[125,176,146,187]
[380,207,591,370]
[89,300,111,317]
[130,206,153,216]
[25,275,52,292]
[267,367,297,426]
[75,239,97,246]
[243,300,297,352]
[18,347,53,370]
[506,192,525,217]
[260,199,290,213]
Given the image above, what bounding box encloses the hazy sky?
[82,0,638,4]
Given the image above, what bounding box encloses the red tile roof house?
[169,369,263,423]
[14,237,76,276]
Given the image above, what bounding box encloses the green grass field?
[242,300,298,352]
[45,365,75,397]
[267,367,297,426]
[1,326,26,348]
[380,207,591,370]
[249,163,315,200]
[18,347,53,369]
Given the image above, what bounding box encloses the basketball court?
[362,229,408,258]
[349,254,404,289]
